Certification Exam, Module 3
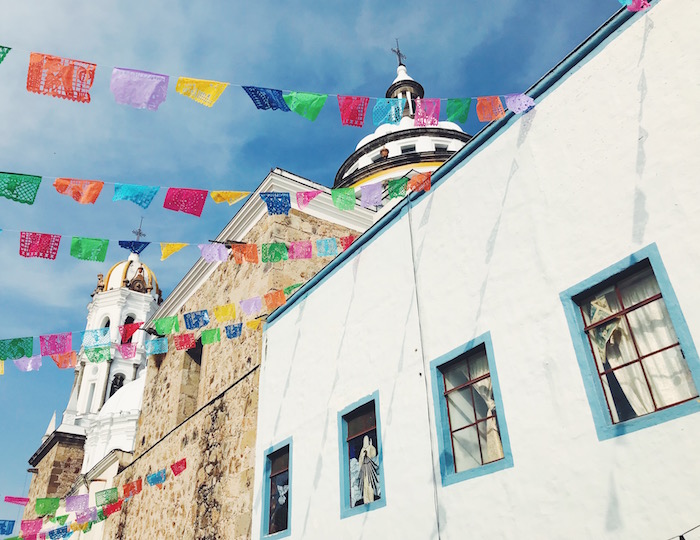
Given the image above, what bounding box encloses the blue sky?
[0,0,618,531]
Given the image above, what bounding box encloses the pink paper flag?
[360,183,383,208]
[110,68,169,111]
[198,243,230,263]
[21,518,43,534]
[116,343,137,359]
[163,188,208,217]
[39,332,72,356]
[19,231,62,259]
[296,190,322,209]
[627,0,649,10]
[337,95,370,127]
[14,355,42,372]
[288,241,313,260]
[414,98,440,127]
[171,457,187,476]
[5,496,29,506]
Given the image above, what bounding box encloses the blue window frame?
[260,437,292,539]
[560,244,700,441]
[337,391,386,519]
[430,332,513,486]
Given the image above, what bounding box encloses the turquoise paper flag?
[113,183,160,209]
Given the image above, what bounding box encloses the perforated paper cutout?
[331,188,355,210]
[225,324,243,339]
[13,355,41,372]
[27,53,96,103]
[70,237,109,262]
[260,192,291,215]
[261,243,288,263]
[242,86,290,111]
[446,98,471,123]
[175,77,228,107]
[198,243,229,263]
[283,91,328,121]
[476,96,506,122]
[53,178,104,204]
[0,360,3,375]
[373,98,405,126]
[119,322,143,343]
[387,178,408,199]
[160,242,188,261]
[283,283,303,296]
[154,316,179,335]
[65,494,88,512]
[240,297,262,316]
[163,188,208,217]
[627,0,650,10]
[316,238,338,257]
[0,520,14,535]
[19,232,61,259]
[118,241,150,255]
[36,497,59,516]
[113,183,160,209]
[340,235,355,251]
[4,496,29,506]
[296,190,322,209]
[21,518,43,534]
[40,332,72,356]
[51,351,77,369]
[246,320,262,331]
[201,328,221,345]
[103,499,123,516]
[82,328,110,348]
[183,310,210,330]
[110,68,169,110]
[0,337,33,361]
[85,346,110,363]
[414,98,440,126]
[0,46,10,65]
[95,488,118,507]
[230,244,259,264]
[360,183,383,208]
[146,469,166,486]
[408,172,431,192]
[171,458,187,476]
[337,95,370,127]
[264,290,285,311]
[289,241,312,260]
[76,507,97,524]
[116,343,136,359]
[213,304,235,322]
[504,93,535,114]
[210,191,249,205]
[0,173,41,205]
[146,337,168,355]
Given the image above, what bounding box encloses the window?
[109,374,125,397]
[561,244,700,440]
[260,438,292,539]
[123,315,135,343]
[337,392,386,518]
[400,144,416,154]
[430,333,513,486]
[435,143,449,152]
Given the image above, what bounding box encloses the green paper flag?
[331,188,355,210]
[261,243,288,263]
[95,487,118,507]
[0,46,10,65]
[55,515,68,525]
[201,328,221,345]
[36,497,60,516]
[97,508,106,522]
[0,172,42,205]
[154,316,179,335]
[70,237,109,262]
[282,91,328,121]
[86,346,110,363]
[283,283,303,296]
[387,178,408,199]
[0,336,33,361]
[446,98,472,123]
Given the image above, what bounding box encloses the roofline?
[29,430,86,467]
[266,3,644,326]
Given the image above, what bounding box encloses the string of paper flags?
[1,456,187,538]
[0,45,536,125]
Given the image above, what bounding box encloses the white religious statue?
[357,435,380,504]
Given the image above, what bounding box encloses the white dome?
[98,375,145,419]
[355,117,464,150]
[102,252,161,301]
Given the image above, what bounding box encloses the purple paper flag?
[504,93,535,114]
[39,332,72,356]
[360,183,383,208]
[110,68,169,111]
[296,190,322,209]
[76,506,97,524]
[240,297,262,316]
[65,494,89,512]
[13,355,42,372]
[288,241,313,260]
[198,243,230,263]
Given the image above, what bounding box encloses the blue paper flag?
[259,192,291,215]
[183,310,210,330]
[145,337,168,355]
[316,238,338,257]
[113,183,160,209]
[0,520,15,535]
[48,525,70,539]
[242,86,290,111]
[146,468,166,486]
[373,98,406,126]
[225,323,243,339]
[118,240,150,254]
[81,328,110,349]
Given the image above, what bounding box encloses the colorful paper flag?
[103,499,123,517]
[331,188,355,210]
[360,183,383,208]
[145,337,168,355]
[414,98,440,127]
[296,190,322,209]
[264,290,285,311]
[48,525,70,538]
[316,238,338,257]
[627,0,650,10]
[70,237,109,262]
[154,316,179,335]
[21,518,43,534]
[283,91,328,121]
[119,322,143,343]
[163,187,208,217]
[246,320,262,331]
[0,173,42,205]
[198,243,230,263]
[51,351,77,369]
[113,183,160,209]
[240,297,262,316]
[36,497,59,516]
[19,232,61,260]
[174,333,196,351]
[0,360,4,375]
[0,46,10,65]
[53,178,104,204]
[160,242,188,261]
[504,93,535,114]
[14,355,42,371]
[116,343,136,359]
[446,98,471,123]
[4,496,29,506]
[387,178,408,199]
[123,478,142,498]
[82,328,110,348]
[242,86,290,111]
[0,520,14,535]
[171,458,187,476]
[50,515,68,526]
[39,332,72,356]
[76,507,96,524]
[210,191,249,205]
[175,77,228,107]
[95,487,118,507]
[337,95,370,127]
[85,346,110,363]
[27,53,96,103]
[146,468,166,486]
[183,310,210,330]
[283,283,303,296]
[119,241,150,255]
[224,324,242,339]
[261,243,288,263]
[340,235,355,251]
[260,192,291,215]
[110,68,169,111]
[408,172,431,192]
[230,243,258,264]
[288,241,312,260]
[0,337,33,361]
[201,328,220,345]
[476,96,506,122]
[65,494,88,512]
[213,304,235,322]
[373,98,405,126]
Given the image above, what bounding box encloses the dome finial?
[131,216,146,244]
[390,38,406,67]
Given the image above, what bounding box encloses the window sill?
[441,454,514,487]
[595,398,700,441]
[340,497,387,520]
[263,528,291,540]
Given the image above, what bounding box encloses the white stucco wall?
[255,1,700,538]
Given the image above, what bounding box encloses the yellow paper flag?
[210,191,250,205]
[246,320,262,331]
[213,303,236,322]
[0,360,3,375]
[175,77,229,107]
[160,243,189,261]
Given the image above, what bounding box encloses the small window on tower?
[109,374,125,397]
[401,144,416,154]
[123,316,135,343]
[435,143,449,152]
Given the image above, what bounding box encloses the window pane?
[600,363,654,423]
[269,469,289,534]
[452,426,481,472]
[642,347,698,408]
[270,447,289,476]
[472,377,493,421]
[467,349,489,379]
[348,428,380,508]
[346,402,376,440]
[581,287,622,326]
[477,418,504,464]
[443,361,469,390]
[588,318,638,372]
[627,299,679,356]
[619,266,660,307]
[446,388,475,430]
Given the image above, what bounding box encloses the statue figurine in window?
[357,435,379,504]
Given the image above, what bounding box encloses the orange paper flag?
[408,172,431,193]
[53,178,104,204]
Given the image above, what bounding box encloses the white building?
[252,1,700,539]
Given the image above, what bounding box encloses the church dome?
[102,252,162,302]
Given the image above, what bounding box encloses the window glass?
[268,446,289,535]
[344,402,380,508]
